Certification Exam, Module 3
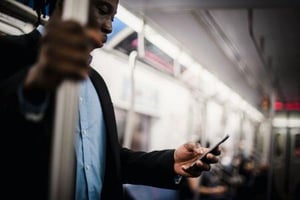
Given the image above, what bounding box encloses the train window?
[114,108,127,143]
[114,107,151,151]
[109,18,178,76]
[143,38,174,75]
[114,31,137,55]
[112,30,176,76]
[0,0,37,35]
[130,114,151,151]
[0,12,33,35]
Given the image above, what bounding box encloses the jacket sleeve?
[0,29,50,119]
[0,30,40,80]
[120,147,180,189]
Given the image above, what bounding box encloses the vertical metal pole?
[123,51,138,148]
[49,0,89,199]
[267,92,276,200]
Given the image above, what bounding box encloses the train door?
[272,114,300,200]
[271,128,288,200]
[289,128,300,198]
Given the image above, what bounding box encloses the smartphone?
[185,134,230,173]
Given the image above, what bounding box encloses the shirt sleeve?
[174,174,183,184]
[17,84,49,122]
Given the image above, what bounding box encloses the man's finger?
[182,160,211,177]
[211,146,221,155]
[184,142,201,152]
[205,153,219,163]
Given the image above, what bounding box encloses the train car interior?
[0,0,299,200]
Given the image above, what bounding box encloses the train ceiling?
[121,0,300,110]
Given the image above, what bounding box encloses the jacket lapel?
[89,68,123,199]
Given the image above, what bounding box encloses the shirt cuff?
[17,84,49,122]
[174,174,182,184]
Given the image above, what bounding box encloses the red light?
[275,101,300,111]
[286,102,300,111]
[275,101,283,110]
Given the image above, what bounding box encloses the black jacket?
[0,30,178,199]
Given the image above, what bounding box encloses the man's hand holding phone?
[182,134,229,176]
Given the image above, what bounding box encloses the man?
[0,0,220,199]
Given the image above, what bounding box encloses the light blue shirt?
[18,25,107,200]
[75,78,106,200]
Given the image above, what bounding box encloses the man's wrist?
[18,83,49,121]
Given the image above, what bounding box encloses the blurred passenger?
[233,156,256,200]
[198,166,231,200]
[252,163,269,200]
[179,166,231,200]
[178,176,200,200]
[0,0,221,199]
